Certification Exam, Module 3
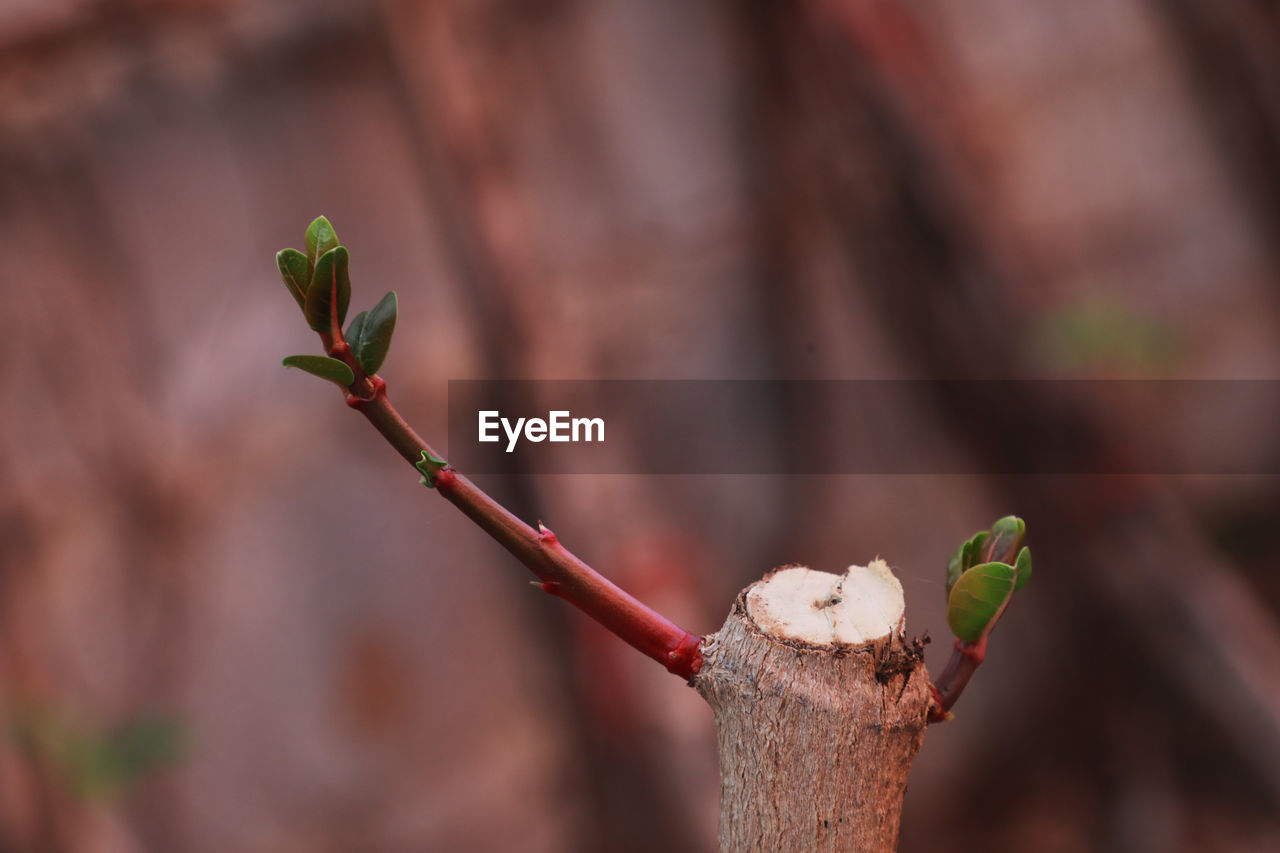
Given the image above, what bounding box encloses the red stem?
[324,336,704,679]
[928,636,987,722]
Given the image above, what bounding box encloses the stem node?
[432,466,457,491]
[536,523,559,547]
[665,632,704,677]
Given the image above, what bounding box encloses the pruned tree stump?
[694,561,931,852]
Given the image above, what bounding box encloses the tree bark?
[693,567,931,852]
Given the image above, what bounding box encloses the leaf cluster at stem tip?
[944,516,1032,644]
[276,216,399,385]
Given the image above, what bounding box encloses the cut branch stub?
[745,562,905,646]
[694,561,930,853]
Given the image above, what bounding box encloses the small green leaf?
[984,515,1025,564]
[305,216,340,269]
[946,543,966,594]
[81,715,184,798]
[304,246,351,333]
[946,530,987,596]
[967,531,988,565]
[416,449,448,487]
[276,249,310,310]
[282,354,354,386]
[10,708,184,800]
[943,517,1032,644]
[355,291,397,374]
[1013,545,1032,593]
[345,310,369,352]
[947,561,1017,643]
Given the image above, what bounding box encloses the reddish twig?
[317,329,704,679]
[928,637,986,722]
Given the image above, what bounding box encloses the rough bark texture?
[693,585,931,852]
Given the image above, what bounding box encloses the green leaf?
[947,561,1017,643]
[943,517,1032,643]
[946,530,987,596]
[304,246,351,333]
[355,291,397,374]
[416,449,448,487]
[282,354,354,386]
[276,249,310,310]
[1013,545,1032,593]
[10,708,184,800]
[946,543,966,594]
[305,216,340,269]
[78,716,184,798]
[967,531,988,566]
[345,310,369,352]
[984,515,1025,564]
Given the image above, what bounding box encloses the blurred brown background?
[2,0,1280,851]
